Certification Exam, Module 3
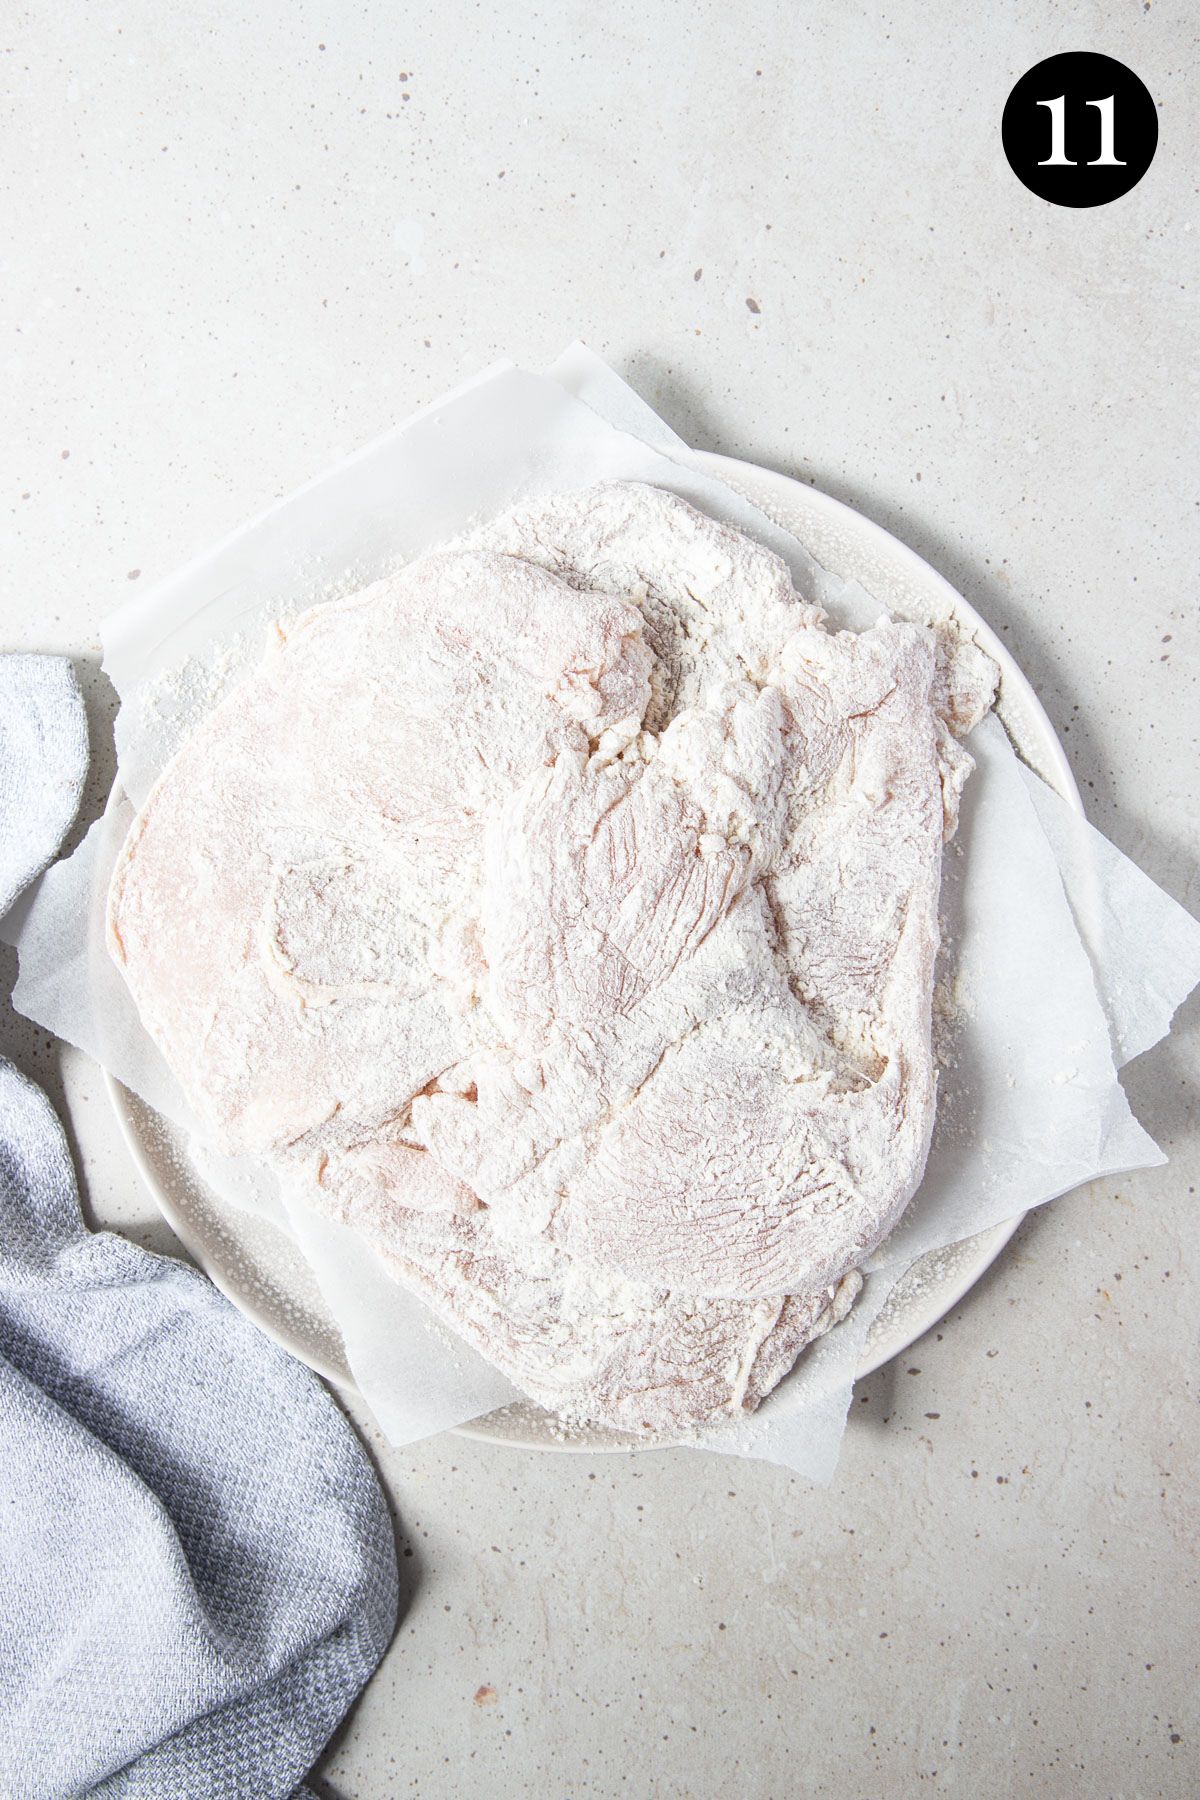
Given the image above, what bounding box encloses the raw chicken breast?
[109,481,994,1433]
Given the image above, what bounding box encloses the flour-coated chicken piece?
[109,481,994,1433]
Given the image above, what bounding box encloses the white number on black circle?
[1036,94,1125,167]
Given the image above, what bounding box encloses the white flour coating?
[108,481,995,1433]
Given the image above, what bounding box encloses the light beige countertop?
[3,3,1196,1794]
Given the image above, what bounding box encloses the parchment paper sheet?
[6,346,1199,1480]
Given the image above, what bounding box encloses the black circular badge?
[1002,53,1157,207]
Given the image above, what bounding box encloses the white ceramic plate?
[105,451,1082,1451]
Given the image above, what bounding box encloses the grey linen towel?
[0,656,399,1797]
[0,656,89,919]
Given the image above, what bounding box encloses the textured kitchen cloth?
[0,654,398,1798]
[0,656,89,918]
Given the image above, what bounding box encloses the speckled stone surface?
[2,3,1197,1795]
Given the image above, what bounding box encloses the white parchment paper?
[6,346,1199,1480]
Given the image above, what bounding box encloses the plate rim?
[104,1078,356,1391]
[104,449,1083,1452]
